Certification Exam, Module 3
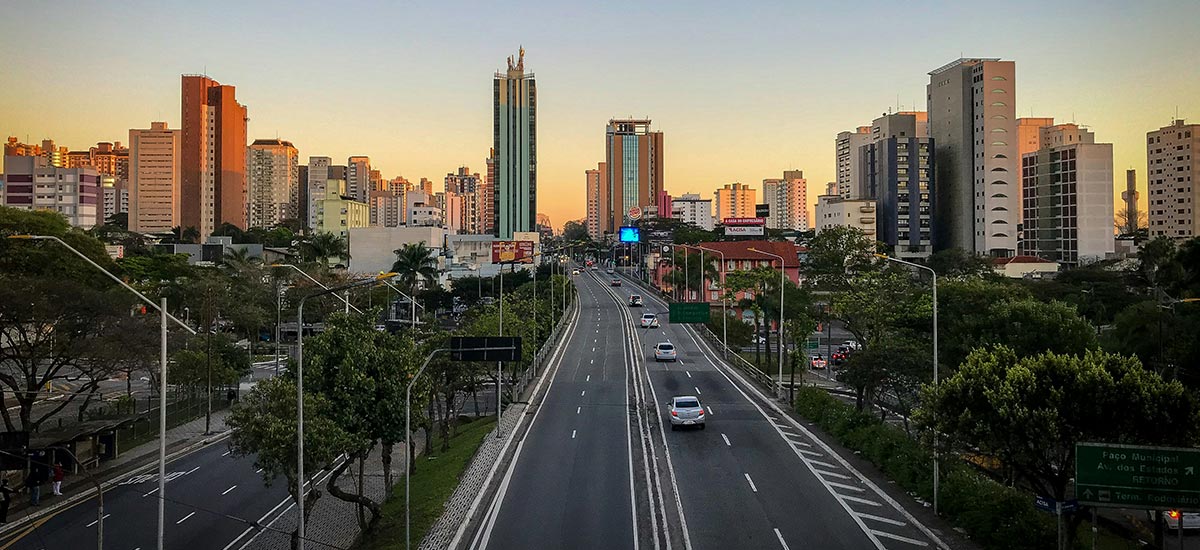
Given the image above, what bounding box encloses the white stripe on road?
[85,514,111,527]
[798,448,824,458]
[826,481,865,493]
[255,468,263,474]
[685,371,691,378]
[581,390,586,397]
[857,512,907,527]
[744,473,758,493]
[221,450,230,457]
[872,530,929,546]
[586,374,590,381]
[176,511,196,524]
[814,469,852,480]
[707,405,714,414]
[774,528,791,550]
[694,386,701,395]
[721,433,731,447]
[809,459,838,469]
[571,430,577,439]
[577,407,581,414]
[838,494,882,507]
[222,485,237,495]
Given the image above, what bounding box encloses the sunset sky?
[2,0,1197,230]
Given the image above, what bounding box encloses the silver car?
[653,342,676,362]
[669,395,705,430]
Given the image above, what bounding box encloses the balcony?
[859,217,876,225]
[859,204,875,213]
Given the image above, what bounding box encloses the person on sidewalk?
[51,463,64,496]
[24,471,40,506]
[0,479,14,523]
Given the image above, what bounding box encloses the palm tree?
[391,243,439,294]
[297,232,349,266]
[220,247,262,273]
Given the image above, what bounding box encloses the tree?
[170,333,251,389]
[220,246,262,272]
[916,346,1200,545]
[105,212,129,230]
[227,376,361,549]
[1115,205,1147,238]
[297,232,349,266]
[665,249,718,301]
[801,225,877,291]
[181,226,201,244]
[0,206,117,287]
[945,297,1098,372]
[926,248,997,279]
[391,243,439,295]
[562,220,589,242]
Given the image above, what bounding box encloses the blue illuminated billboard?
[618,226,640,243]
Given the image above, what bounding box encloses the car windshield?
[675,399,699,409]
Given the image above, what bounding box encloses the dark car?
[832,346,851,365]
[611,278,622,287]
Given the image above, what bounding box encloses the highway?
[469,267,948,550]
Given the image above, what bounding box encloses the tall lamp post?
[696,245,728,358]
[9,235,196,550]
[271,263,363,314]
[875,253,938,516]
[294,272,397,550]
[748,247,786,400]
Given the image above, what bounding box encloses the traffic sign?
[668,302,711,324]
[1076,442,1200,511]
[804,338,819,351]
[450,337,522,362]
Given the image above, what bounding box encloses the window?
[991,101,1007,107]
[992,141,1008,146]
[991,89,1007,94]
[991,76,1006,81]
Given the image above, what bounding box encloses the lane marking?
[176,511,196,524]
[581,390,586,397]
[707,405,714,414]
[744,473,758,493]
[586,374,591,382]
[774,528,791,550]
[576,407,581,414]
[142,487,159,497]
[787,438,812,447]
[721,433,731,447]
[808,459,838,469]
[815,469,852,480]
[222,485,237,495]
[572,430,577,439]
[255,468,263,474]
[590,359,594,364]
[694,386,701,395]
[871,530,929,547]
[827,481,866,493]
[839,494,882,507]
[84,514,111,527]
[798,449,824,458]
[685,371,691,378]
[857,513,907,527]
[221,450,230,457]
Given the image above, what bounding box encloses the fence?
[112,391,234,450]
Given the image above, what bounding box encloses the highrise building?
[604,119,664,232]
[493,48,537,238]
[1021,123,1115,265]
[306,156,331,230]
[871,112,928,142]
[314,178,368,239]
[4,137,43,158]
[1017,117,1055,206]
[347,156,371,203]
[1147,119,1200,239]
[101,176,129,223]
[863,136,936,258]
[762,170,809,231]
[715,182,756,221]
[41,140,68,168]
[816,193,876,236]
[445,166,484,233]
[1120,169,1140,236]
[672,193,714,230]
[128,122,181,233]
[482,148,496,235]
[67,141,128,181]
[928,58,1018,256]
[247,139,300,228]
[2,156,100,228]
[836,126,872,198]
[588,163,609,240]
[180,74,248,237]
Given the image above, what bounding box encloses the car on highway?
[640,313,659,328]
[669,395,705,430]
[606,268,614,274]
[571,269,580,275]
[611,278,622,286]
[653,342,677,362]
[841,340,862,351]
[629,294,643,307]
[810,354,827,369]
[831,346,852,365]
[1165,510,1200,531]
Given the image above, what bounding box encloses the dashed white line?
[142,487,159,497]
[581,390,586,397]
[694,386,701,395]
[255,468,263,474]
[857,512,907,527]
[744,473,758,493]
[176,511,196,524]
[838,494,882,507]
[590,359,594,364]
[221,450,230,457]
[685,371,692,378]
[872,530,929,547]
[576,407,581,414]
[721,433,731,447]
[586,374,590,382]
[85,514,111,527]
[707,405,714,414]
[571,430,577,439]
[774,528,791,550]
[222,484,238,495]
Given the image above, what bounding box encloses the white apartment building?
[247,139,299,228]
[2,156,100,228]
[128,122,181,233]
[346,156,371,203]
[928,58,1019,256]
[762,170,808,230]
[306,156,331,230]
[836,127,872,199]
[1147,119,1199,239]
[815,192,876,237]
[671,192,714,230]
[101,176,128,222]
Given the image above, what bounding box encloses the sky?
[2,0,1198,231]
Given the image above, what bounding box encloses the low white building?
[348,226,447,276]
[671,193,714,230]
[815,193,876,238]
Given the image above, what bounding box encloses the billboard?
[619,226,641,243]
[723,217,766,226]
[725,225,765,236]
[492,241,535,264]
[755,204,770,218]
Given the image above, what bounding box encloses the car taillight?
[671,410,678,416]
[1170,510,1181,519]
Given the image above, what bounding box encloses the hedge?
[793,386,1057,549]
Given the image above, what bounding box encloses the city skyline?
[2,1,1198,230]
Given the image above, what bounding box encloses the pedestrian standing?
[24,471,39,506]
[51,463,64,496]
[0,479,13,523]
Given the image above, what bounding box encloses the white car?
[571,269,580,275]
[669,395,705,430]
[1165,510,1200,530]
[810,356,827,369]
[653,342,677,362]
[640,313,659,328]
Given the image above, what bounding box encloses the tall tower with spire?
[493,47,537,238]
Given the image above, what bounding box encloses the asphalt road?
[471,268,638,549]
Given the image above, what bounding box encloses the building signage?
[723,217,766,226]
[628,206,643,220]
[756,204,771,218]
[492,240,535,264]
[1076,442,1200,511]
[725,226,765,236]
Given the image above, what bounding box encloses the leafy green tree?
[391,242,439,294]
[943,297,1097,372]
[926,248,998,279]
[220,246,262,271]
[561,220,589,242]
[831,267,931,351]
[665,249,717,301]
[916,346,1200,545]
[0,206,117,287]
[170,333,250,389]
[1105,300,1200,384]
[801,225,878,291]
[297,232,349,266]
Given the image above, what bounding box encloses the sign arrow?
[1187,467,1195,476]
[1082,489,1094,499]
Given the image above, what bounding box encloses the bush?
[792,386,1055,549]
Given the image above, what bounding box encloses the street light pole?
[697,245,728,358]
[876,253,938,516]
[271,263,363,314]
[8,235,195,550]
[749,247,786,400]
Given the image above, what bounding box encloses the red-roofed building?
[991,255,1059,279]
[653,240,802,304]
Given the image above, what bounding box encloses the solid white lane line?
[814,469,852,480]
[721,433,731,447]
[826,481,865,493]
[222,485,237,495]
[871,530,929,546]
[839,494,882,507]
[176,512,196,524]
[857,512,907,527]
[572,430,577,439]
[85,514,111,527]
[694,386,701,395]
[774,528,791,550]
[744,473,758,493]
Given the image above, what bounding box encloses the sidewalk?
[0,407,232,533]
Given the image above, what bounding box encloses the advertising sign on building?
[628,206,643,220]
[725,225,765,236]
[723,217,766,226]
[756,204,770,218]
[492,240,535,264]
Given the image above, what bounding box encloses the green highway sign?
[668,302,711,324]
[1076,442,1200,511]
[804,338,819,351]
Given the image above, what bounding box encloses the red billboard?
[492,240,535,264]
[723,217,766,226]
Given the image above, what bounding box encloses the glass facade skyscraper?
[604,119,663,234]
[492,48,537,239]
